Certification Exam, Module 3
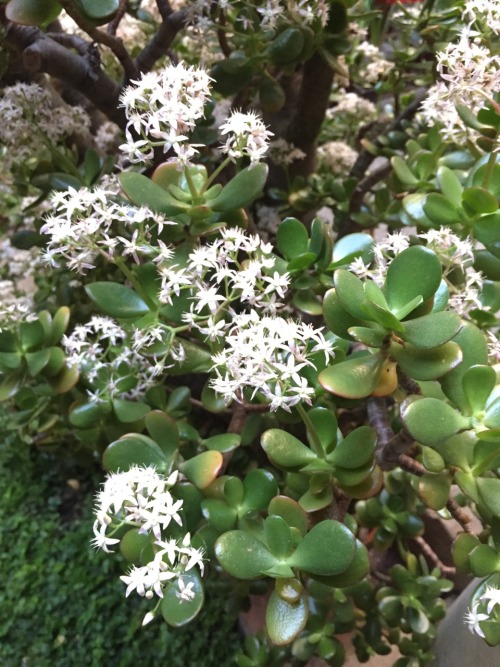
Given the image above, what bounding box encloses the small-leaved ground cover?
[0,420,242,667]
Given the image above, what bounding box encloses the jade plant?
[2,0,500,664]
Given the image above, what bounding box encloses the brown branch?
[446,498,474,534]
[107,0,128,36]
[216,10,231,58]
[286,51,335,179]
[227,403,247,434]
[412,536,456,577]
[58,0,138,81]
[367,397,415,470]
[5,23,126,128]
[349,159,391,214]
[135,8,188,74]
[398,453,426,476]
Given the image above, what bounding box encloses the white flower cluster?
[92,465,204,619]
[420,22,500,142]
[327,92,377,124]
[219,110,274,166]
[119,62,212,165]
[62,316,164,402]
[211,312,335,412]
[357,42,395,84]
[317,141,358,176]
[119,63,272,167]
[0,280,34,331]
[268,139,306,167]
[41,185,172,274]
[349,228,483,318]
[155,227,334,411]
[157,227,288,314]
[465,586,500,638]
[464,0,500,35]
[0,83,90,172]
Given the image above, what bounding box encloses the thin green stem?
[296,403,326,459]
[183,167,200,202]
[202,157,232,193]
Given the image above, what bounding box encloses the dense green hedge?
[0,429,243,667]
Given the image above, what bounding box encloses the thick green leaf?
[215,531,277,579]
[75,0,118,20]
[310,538,369,588]
[401,397,470,445]
[402,193,434,227]
[112,399,150,423]
[462,365,496,416]
[423,193,460,225]
[384,246,441,314]
[202,498,237,532]
[19,321,44,351]
[69,401,102,429]
[323,289,363,339]
[266,591,308,646]
[334,270,367,320]
[102,434,168,472]
[348,326,386,348]
[180,451,223,489]
[361,301,403,333]
[391,156,418,186]
[452,532,479,572]
[241,469,278,513]
[261,429,317,469]
[332,233,373,266]
[25,349,50,376]
[441,322,489,410]
[469,544,500,577]
[436,166,463,206]
[319,353,383,399]
[85,282,149,318]
[268,496,308,536]
[418,473,451,510]
[208,164,268,211]
[402,312,462,349]
[161,572,204,626]
[265,516,293,558]
[6,0,61,25]
[307,407,338,452]
[288,520,356,576]
[119,172,187,215]
[165,340,212,375]
[120,529,153,565]
[49,306,71,344]
[328,426,376,469]
[48,364,79,394]
[145,410,179,456]
[276,217,309,260]
[299,485,334,512]
[293,290,322,315]
[462,187,498,215]
[477,477,500,518]
[474,213,500,259]
[390,341,463,381]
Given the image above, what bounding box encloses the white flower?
[219,110,273,165]
[480,586,500,615]
[119,62,212,163]
[465,602,489,638]
[176,578,196,603]
[120,560,176,598]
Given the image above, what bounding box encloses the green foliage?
[0,426,242,667]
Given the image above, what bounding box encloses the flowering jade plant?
[2,0,500,665]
